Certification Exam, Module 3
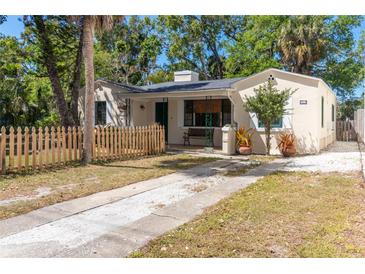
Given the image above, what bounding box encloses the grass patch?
[0,154,216,220]
[131,171,365,258]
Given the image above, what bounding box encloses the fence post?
[158,125,162,154]
[17,127,22,170]
[163,125,166,152]
[56,127,60,164]
[107,127,111,160]
[153,124,157,154]
[141,126,145,156]
[0,127,6,174]
[44,127,49,167]
[133,126,136,157]
[24,127,29,169]
[127,127,130,157]
[144,126,147,155]
[62,127,67,164]
[67,126,72,162]
[51,127,55,165]
[73,127,77,161]
[96,126,100,160]
[135,126,140,156]
[38,127,43,169]
[128,127,132,158]
[31,127,37,169]
[78,127,82,161]
[92,127,96,160]
[146,125,150,155]
[155,125,158,154]
[110,127,114,159]
[118,127,122,158]
[155,124,158,154]
[100,127,104,160]
[8,127,14,171]
[122,127,126,157]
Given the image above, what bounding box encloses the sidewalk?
[0,158,288,257]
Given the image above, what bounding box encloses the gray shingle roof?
[97,79,146,93]
[140,77,244,93]
[98,77,244,93]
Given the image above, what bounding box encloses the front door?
[155,102,168,142]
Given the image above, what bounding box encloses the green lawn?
[0,154,217,220]
[131,171,365,258]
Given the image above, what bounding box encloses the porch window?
[258,117,283,128]
[183,99,231,127]
[95,101,106,125]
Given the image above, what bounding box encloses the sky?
[1,15,364,96]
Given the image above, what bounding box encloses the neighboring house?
[78,68,336,155]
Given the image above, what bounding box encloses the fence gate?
[336,120,357,141]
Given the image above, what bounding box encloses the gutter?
[117,89,230,99]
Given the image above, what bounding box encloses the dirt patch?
[0,187,52,206]
[190,184,208,193]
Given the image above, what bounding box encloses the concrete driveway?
[282,141,362,173]
[0,158,287,257]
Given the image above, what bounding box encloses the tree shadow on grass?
[0,161,82,181]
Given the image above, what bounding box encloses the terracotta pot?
[282,145,296,157]
[238,145,252,155]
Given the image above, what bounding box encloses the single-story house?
[78,68,336,155]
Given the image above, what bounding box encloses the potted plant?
[236,127,254,155]
[277,132,296,157]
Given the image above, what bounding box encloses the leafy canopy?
[226,16,364,99]
[244,80,295,155]
[244,80,295,126]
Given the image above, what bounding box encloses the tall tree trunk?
[33,16,74,127]
[69,19,84,126]
[81,16,95,165]
[265,123,271,155]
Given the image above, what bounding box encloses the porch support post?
[162,97,168,144]
[205,96,214,148]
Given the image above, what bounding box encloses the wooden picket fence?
[336,120,357,142]
[0,124,165,174]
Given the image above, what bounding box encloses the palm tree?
[71,16,123,164]
[278,16,328,75]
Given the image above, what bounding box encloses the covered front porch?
[126,90,235,149]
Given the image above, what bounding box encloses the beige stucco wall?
[130,99,154,126]
[318,80,337,149]
[78,81,129,127]
[231,69,336,155]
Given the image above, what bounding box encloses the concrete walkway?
[0,158,287,257]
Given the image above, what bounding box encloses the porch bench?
[183,128,214,146]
